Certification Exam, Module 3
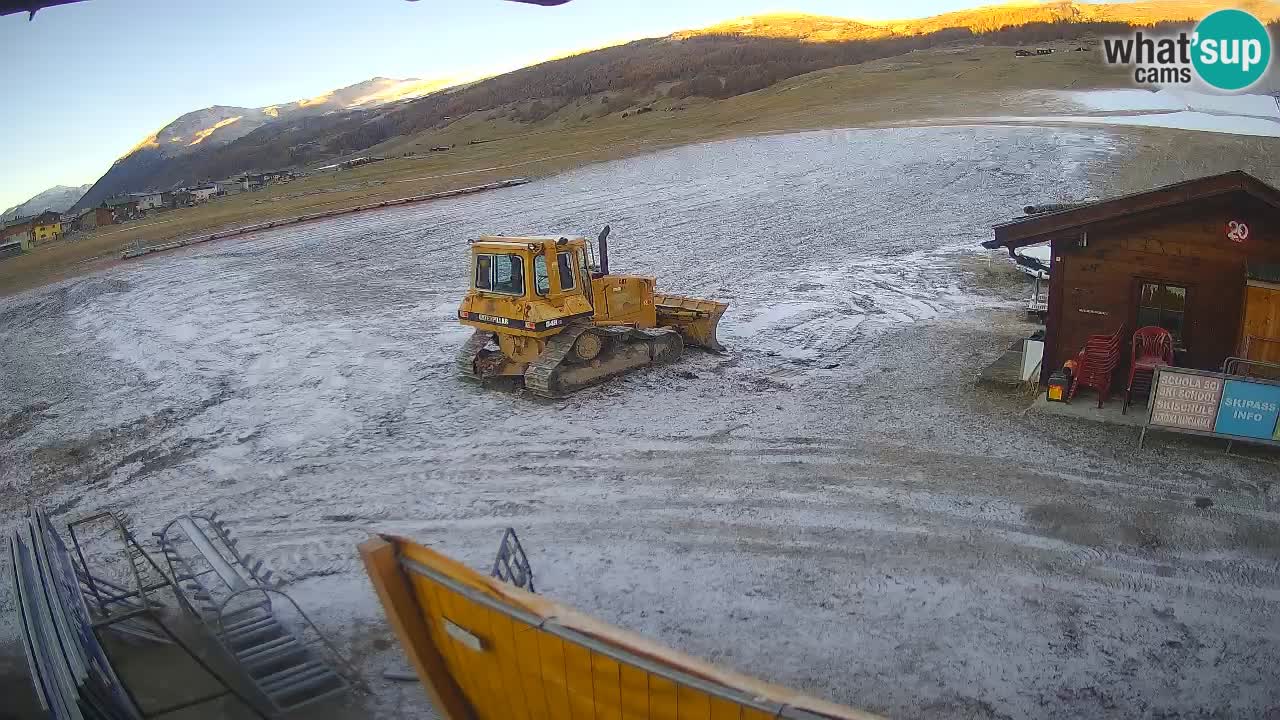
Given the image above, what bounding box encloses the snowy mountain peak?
[2,184,92,222]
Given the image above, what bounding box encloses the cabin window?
[1137,281,1186,346]
[474,253,526,295]
[474,254,493,290]
[533,255,550,296]
[557,252,576,291]
[490,254,525,295]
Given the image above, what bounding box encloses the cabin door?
[1240,281,1280,363]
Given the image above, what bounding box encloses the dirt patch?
[955,252,1030,295]
[1240,521,1280,558]
[0,277,129,327]
[9,388,239,515]
[0,402,50,443]
[1119,510,1167,550]
[1025,501,1112,549]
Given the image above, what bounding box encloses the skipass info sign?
[1149,367,1280,444]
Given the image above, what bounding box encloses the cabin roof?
[474,235,587,247]
[984,170,1280,251]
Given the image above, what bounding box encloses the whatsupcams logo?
[1102,9,1272,91]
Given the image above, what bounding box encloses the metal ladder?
[155,512,358,714]
[68,512,187,644]
[61,510,269,719]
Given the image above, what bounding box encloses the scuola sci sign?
[1145,367,1280,448]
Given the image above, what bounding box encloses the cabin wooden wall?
[1045,195,1280,377]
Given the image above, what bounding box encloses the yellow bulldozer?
[457,226,727,397]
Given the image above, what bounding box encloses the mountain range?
[73,77,454,210]
[71,0,1280,212]
[2,184,91,222]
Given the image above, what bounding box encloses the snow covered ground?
[911,89,1280,137]
[1012,89,1280,137]
[1066,88,1280,119]
[2,126,1279,719]
[985,111,1280,137]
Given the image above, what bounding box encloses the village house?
[172,187,218,207]
[133,191,165,211]
[261,169,296,183]
[189,185,218,202]
[0,219,33,259]
[78,206,115,231]
[985,171,1280,387]
[0,209,63,257]
[1,217,30,241]
[60,211,80,235]
[3,210,66,246]
[31,210,63,243]
[0,235,29,259]
[106,196,142,221]
[215,170,297,194]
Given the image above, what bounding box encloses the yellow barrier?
[360,535,882,720]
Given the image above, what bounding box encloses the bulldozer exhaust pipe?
[597,225,610,275]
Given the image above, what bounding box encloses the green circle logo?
[1192,9,1271,90]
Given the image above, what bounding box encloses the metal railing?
[1223,354,1280,380]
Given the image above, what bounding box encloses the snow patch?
[984,112,1280,137]
[1066,89,1280,119]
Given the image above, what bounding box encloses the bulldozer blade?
[655,294,728,352]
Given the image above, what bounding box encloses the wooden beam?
[1044,238,1066,384]
[359,536,474,720]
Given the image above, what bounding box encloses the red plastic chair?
[1123,326,1174,414]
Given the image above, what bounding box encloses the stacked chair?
[1123,326,1175,414]
[1068,325,1126,407]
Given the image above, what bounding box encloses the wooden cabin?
[985,171,1280,383]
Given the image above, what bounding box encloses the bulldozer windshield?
[533,252,578,296]
[533,255,550,295]
[474,252,526,296]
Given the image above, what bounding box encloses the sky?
[1,0,991,211]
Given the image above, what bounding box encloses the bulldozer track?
[456,330,494,380]
[524,324,682,398]
[523,324,591,398]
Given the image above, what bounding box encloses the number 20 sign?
[1227,220,1250,243]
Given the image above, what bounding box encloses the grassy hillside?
[885,0,1280,34]
[5,41,1278,297]
[677,0,1280,39]
[72,0,1280,209]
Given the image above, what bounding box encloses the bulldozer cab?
[470,237,589,299]
[459,237,596,338]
